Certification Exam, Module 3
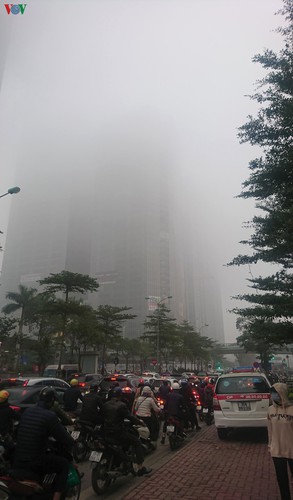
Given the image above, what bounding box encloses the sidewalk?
[122,426,282,500]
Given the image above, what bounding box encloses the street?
[79,424,283,500]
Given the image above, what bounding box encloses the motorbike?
[0,461,81,500]
[166,416,186,451]
[0,438,82,500]
[89,421,150,495]
[71,420,99,463]
[202,405,214,425]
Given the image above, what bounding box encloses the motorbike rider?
[102,386,152,476]
[179,379,201,431]
[158,380,171,400]
[79,383,103,426]
[204,378,215,418]
[0,390,19,436]
[161,382,186,444]
[63,378,84,414]
[13,387,75,500]
[134,386,161,445]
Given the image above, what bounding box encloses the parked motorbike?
[166,416,186,451]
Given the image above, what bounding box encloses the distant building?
[0,125,224,343]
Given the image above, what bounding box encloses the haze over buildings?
[0,0,284,343]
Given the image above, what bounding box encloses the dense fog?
[0,0,284,341]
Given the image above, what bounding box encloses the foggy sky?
[0,0,285,341]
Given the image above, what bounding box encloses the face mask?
[271,392,282,405]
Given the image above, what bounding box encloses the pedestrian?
[267,383,293,500]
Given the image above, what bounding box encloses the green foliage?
[39,270,99,300]
[230,1,293,351]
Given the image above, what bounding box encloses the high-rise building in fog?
[0,126,225,344]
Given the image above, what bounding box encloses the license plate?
[203,408,208,414]
[167,425,175,433]
[89,451,103,462]
[197,405,202,410]
[238,402,251,411]
[71,431,80,440]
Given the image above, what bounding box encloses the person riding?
[13,387,75,500]
[79,383,103,426]
[158,380,171,400]
[161,382,186,444]
[204,378,215,416]
[179,379,201,431]
[134,386,161,444]
[63,379,84,414]
[102,386,152,476]
[0,390,18,437]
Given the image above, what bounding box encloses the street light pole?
[145,295,172,372]
[0,186,21,199]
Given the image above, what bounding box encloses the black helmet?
[39,387,58,403]
[90,383,99,392]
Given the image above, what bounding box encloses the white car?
[213,372,271,439]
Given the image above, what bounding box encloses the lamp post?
[145,295,172,372]
[0,186,21,199]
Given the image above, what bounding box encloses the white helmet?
[172,382,180,390]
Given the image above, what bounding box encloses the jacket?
[14,401,74,468]
[164,391,186,417]
[0,401,17,435]
[79,392,103,423]
[135,395,160,418]
[63,386,83,411]
[102,398,141,432]
[267,382,293,459]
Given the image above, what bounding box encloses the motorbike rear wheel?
[91,462,112,495]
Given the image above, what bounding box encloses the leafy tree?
[143,303,179,372]
[2,284,37,369]
[94,305,136,374]
[39,271,100,370]
[229,0,293,355]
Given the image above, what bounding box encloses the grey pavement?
[80,425,283,500]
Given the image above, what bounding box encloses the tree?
[2,284,37,369]
[39,271,100,370]
[143,303,179,372]
[94,305,136,374]
[229,0,293,355]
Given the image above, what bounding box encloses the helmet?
[90,383,99,392]
[113,387,123,396]
[180,379,188,385]
[172,383,180,390]
[70,379,79,386]
[0,390,9,403]
[209,378,215,385]
[39,387,58,403]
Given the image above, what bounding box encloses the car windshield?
[216,376,270,395]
